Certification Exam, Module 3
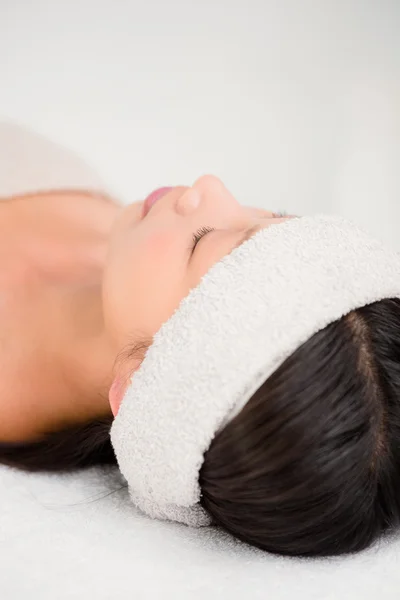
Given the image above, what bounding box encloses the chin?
[111,201,144,235]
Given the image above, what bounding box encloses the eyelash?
[190,226,215,252]
[189,211,286,253]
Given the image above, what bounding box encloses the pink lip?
[142,186,174,218]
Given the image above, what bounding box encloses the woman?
[1,123,400,558]
[0,151,289,444]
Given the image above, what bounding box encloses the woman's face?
[103,174,293,412]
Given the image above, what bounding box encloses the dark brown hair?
[2,298,400,558]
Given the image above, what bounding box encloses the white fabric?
[110,214,400,527]
[1,121,400,599]
[1,463,399,600]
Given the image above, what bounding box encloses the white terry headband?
[110,215,400,527]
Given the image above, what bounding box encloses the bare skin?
[0,176,292,442]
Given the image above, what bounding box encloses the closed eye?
[189,223,264,256]
[189,226,215,254]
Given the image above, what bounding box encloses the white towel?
[110,214,400,526]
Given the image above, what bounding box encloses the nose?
[175,187,201,215]
[175,174,241,217]
[192,174,228,194]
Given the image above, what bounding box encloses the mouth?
[142,187,174,218]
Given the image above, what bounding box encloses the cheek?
[132,232,186,326]
[103,228,186,343]
[140,229,179,258]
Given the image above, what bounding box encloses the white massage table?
[1,464,399,599]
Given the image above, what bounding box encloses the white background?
[0,0,399,246]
